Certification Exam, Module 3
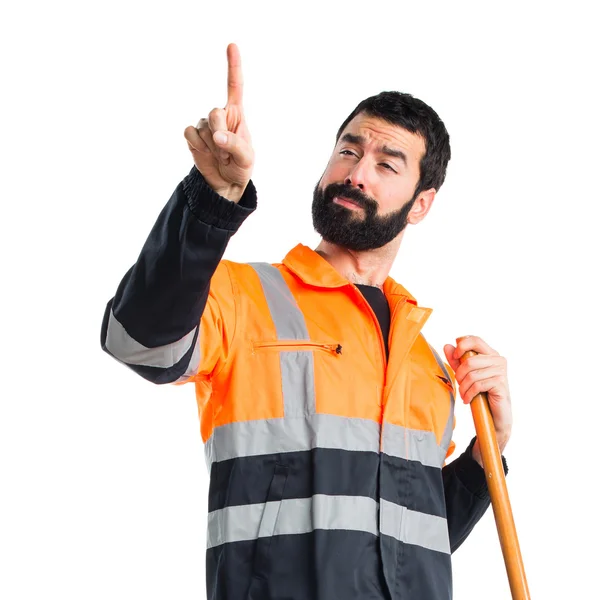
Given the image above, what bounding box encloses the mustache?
[323,183,378,210]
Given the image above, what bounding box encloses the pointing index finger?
[226,43,243,107]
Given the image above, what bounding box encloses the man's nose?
[345,159,367,190]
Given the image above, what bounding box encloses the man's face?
[312,113,428,251]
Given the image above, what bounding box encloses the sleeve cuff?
[182,166,257,232]
[455,436,509,500]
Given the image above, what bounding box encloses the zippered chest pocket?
[252,340,342,418]
[253,340,342,355]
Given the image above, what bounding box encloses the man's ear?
[407,188,436,225]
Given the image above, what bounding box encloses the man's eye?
[380,163,396,173]
[340,150,357,157]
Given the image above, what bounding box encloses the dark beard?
[311,181,416,251]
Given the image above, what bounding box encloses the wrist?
[215,183,248,203]
[471,439,484,468]
[471,429,511,469]
[462,436,508,497]
[496,426,512,453]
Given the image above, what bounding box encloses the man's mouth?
[332,196,363,210]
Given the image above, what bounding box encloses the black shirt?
[356,284,390,358]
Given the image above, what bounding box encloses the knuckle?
[241,147,255,167]
[198,129,213,146]
[197,142,211,155]
[465,357,477,369]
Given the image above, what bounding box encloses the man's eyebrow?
[381,145,407,166]
[339,133,407,166]
[340,133,364,146]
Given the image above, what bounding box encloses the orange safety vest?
[180,243,456,599]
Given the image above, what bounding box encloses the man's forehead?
[340,114,426,159]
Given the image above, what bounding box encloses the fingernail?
[214,132,227,145]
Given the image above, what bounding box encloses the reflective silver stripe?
[106,310,198,369]
[176,337,201,381]
[428,344,456,455]
[280,351,316,417]
[440,393,455,457]
[207,502,264,548]
[206,412,449,469]
[249,263,309,340]
[428,343,454,395]
[207,495,449,555]
[205,414,380,466]
[382,422,447,468]
[380,499,450,555]
[256,496,285,539]
[249,263,316,416]
[207,494,379,549]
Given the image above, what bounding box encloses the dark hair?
[336,91,451,195]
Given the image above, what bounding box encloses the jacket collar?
[281,244,419,303]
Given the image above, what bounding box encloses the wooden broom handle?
[459,347,530,599]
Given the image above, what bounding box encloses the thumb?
[443,344,460,373]
[213,130,253,168]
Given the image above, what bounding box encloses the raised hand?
[184,43,254,203]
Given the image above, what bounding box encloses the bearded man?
[101,44,512,600]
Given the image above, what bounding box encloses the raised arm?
[101,44,255,384]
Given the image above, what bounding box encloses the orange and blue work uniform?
[101,167,506,600]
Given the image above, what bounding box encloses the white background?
[1,1,599,598]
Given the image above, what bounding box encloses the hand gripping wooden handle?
[459,347,530,599]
